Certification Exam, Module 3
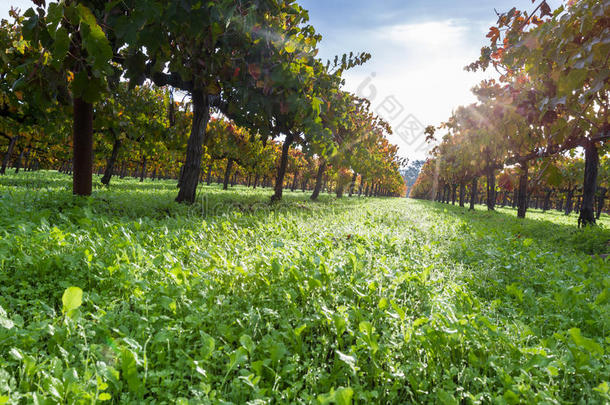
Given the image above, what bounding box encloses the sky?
[1,0,562,162]
[298,0,562,161]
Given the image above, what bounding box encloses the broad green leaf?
[594,288,609,305]
[594,381,609,395]
[53,27,70,61]
[503,390,520,405]
[568,328,604,355]
[558,69,587,96]
[120,348,140,393]
[200,333,215,360]
[334,387,353,405]
[228,347,248,371]
[46,2,64,31]
[77,4,113,72]
[62,286,83,314]
[211,22,223,43]
[359,321,372,336]
[239,334,255,355]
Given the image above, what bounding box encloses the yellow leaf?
[285,41,297,53]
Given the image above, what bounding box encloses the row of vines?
[411,0,609,226]
[0,0,406,203]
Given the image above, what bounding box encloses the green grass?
[0,171,608,404]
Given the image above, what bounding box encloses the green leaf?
[239,334,255,355]
[334,387,353,405]
[53,27,70,61]
[437,389,458,405]
[594,288,609,305]
[228,347,248,371]
[359,321,372,336]
[568,328,604,355]
[558,69,587,96]
[211,22,223,44]
[71,71,89,98]
[62,286,83,314]
[503,390,520,405]
[312,96,322,117]
[294,323,307,337]
[46,2,64,32]
[77,4,113,72]
[200,333,215,360]
[121,348,141,394]
[71,71,105,103]
[594,381,609,395]
[413,317,429,327]
[544,164,563,187]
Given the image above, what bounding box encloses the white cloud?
[383,20,469,51]
[335,19,493,160]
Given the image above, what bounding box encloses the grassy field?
[0,171,609,404]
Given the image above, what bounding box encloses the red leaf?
[486,26,500,39]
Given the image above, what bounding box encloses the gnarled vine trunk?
[1,135,18,175]
[469,177,477,210]
[578,141,598,226]
[543,189,553,212]
[223,158,234,190]
[597,187,607,220]
[73,97,94,196]
[140,156,147,182]
[272,133,294,202]
[14,148,25,173]
[336,184,344,198]
[486,168,495,211]
[349,172,357,197]
[311,159,326,201]
[459,182,465,207]
[517,162,528,219]
[101,137,121,185]
[176,90,209,203]
[290,170,298,192]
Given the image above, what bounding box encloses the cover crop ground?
[0,171,608,404]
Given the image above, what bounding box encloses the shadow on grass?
[0,170,366,226]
